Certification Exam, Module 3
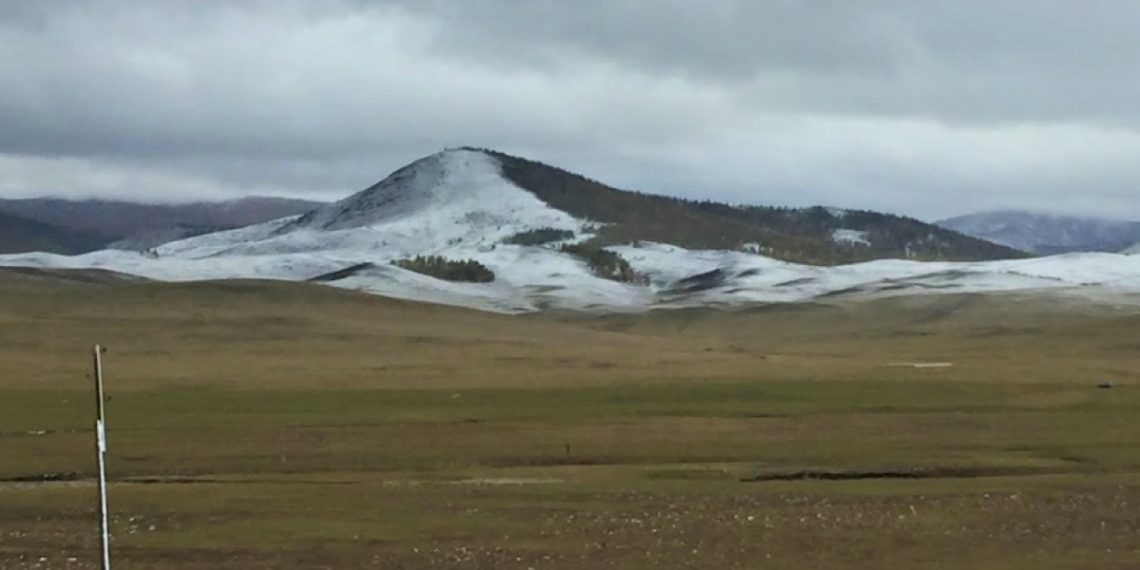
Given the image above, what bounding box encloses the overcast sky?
[2,0,1139,220]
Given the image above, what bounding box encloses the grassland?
[0,268,1138,569]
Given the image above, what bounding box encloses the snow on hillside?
[612,243,1140,309]
[286,149,581,235]
[0,149,642,313]
[938,210,1140,254]
[3,148,1140,313]
[831,229,870,246]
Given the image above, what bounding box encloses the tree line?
[392,256,495,283]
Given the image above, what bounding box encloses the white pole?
[93,345,111,570]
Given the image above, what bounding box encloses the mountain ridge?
[0,210,107,255]
[937,210,1140,255]
[0,196,326,253]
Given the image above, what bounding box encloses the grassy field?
[0,268,1138,569]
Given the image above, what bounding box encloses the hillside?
[0,210,106,254]
[483,148,1025,264]
[0,196,325,252]
[2,148,1136,314]
[938,210,1140,255]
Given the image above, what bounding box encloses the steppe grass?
[1,273,1138,569]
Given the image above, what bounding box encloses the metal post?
[93,345,111,570]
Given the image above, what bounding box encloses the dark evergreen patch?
[503,227,575,246]
[560,243,642,283]
[393,256,495,283]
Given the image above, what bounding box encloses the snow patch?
[831,229,870,246]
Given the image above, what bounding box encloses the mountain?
[2,148,1136,314]
[276,147,1021,265]
[0,210,106,255]
[937,211,1140,255]
[0,196,326,252]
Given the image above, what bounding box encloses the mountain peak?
[286,148,501,231]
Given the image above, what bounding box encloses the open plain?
[1,267,1138,569]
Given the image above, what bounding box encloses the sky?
[1,0,1139,221]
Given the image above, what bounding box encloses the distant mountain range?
[3,147,1135,314]
[0,197,325,253]
[0,210,106,255]
[937,211,1140,255]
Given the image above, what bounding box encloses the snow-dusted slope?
[611,243,1140,308]
[284,150,581,235]
[0,149,641,313]
[938,210,1140,254]
[160,150,584,260]
[1124,242,1140,255]
[3,148,1140,313]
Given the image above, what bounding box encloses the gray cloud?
[0,0,1138,220]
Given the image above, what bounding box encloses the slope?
[938,210,1140,254]
[0,210,107,254]
[482,148,1026,264]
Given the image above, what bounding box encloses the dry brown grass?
[2,269,1137,392]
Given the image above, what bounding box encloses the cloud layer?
[1,0,1138,219]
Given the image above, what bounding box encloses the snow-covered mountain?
[938,211,1140,255]
[2,148,1139,313]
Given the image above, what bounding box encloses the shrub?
[503,227,575,246]
[392,256,495,283]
